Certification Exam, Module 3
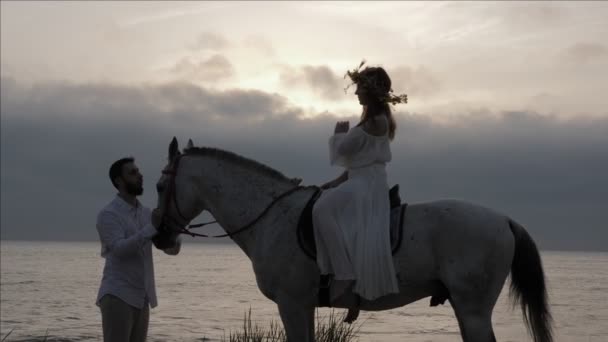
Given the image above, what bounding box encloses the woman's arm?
[330,124,364,166]
[320,170,348,189]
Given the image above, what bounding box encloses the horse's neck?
[190,156,296,253]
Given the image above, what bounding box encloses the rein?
[160,154,302,239]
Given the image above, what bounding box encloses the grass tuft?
[222,308,362,342]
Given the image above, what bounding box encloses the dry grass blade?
[1,329,15,342]
[222,308,362,342]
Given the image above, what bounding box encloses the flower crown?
[344,60,408,105]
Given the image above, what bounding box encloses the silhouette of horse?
[154,137,552,342]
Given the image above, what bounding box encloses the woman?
[312,61,407,321]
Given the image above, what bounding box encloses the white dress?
[312,119,399,300]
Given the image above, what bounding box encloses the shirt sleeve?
[329,128,365,167]
[96,210,158,259]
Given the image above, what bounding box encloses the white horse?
[154,137,553,342]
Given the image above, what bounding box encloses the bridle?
[159,153,302,239]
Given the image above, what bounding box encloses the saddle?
[296,184,408,307]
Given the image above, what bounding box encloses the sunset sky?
[3,1,607,117]
[2,1,607,250]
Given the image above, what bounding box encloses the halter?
[159,153,302,239]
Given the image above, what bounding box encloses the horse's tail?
[508,219,553,342]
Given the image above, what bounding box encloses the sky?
[1,1,607,251]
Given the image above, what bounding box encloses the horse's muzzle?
[152,224,178,250]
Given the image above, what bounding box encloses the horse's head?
[152,137,204,250]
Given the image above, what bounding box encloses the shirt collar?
[113,194,141,213]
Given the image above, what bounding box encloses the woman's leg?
[312,191,355,280]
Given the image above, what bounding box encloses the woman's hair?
[356,67,397,140]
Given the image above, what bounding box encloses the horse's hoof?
[343,308,360,324]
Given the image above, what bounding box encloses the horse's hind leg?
[277,302,315,342]
[447,274,503,341]
[448,273,504,342]
[450,294,497,342]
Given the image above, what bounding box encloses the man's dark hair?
[109,157,135,189]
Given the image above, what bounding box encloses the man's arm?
[97,210,157,259]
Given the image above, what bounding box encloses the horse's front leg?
[277,299,315,342]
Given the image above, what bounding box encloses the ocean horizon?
[3,238,606,252]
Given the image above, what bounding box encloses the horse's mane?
[183,147,293,183]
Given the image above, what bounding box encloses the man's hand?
[334,121,350,134]
[151,208,163,230]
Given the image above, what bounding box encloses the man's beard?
[125,182,143,196]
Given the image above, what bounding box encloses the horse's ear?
[169,137,179,161]
[186,139,194,149]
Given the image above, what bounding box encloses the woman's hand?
[334,121,350,134]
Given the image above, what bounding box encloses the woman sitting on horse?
[313,61,408,313]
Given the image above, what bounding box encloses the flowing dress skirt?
[312,164,399,300]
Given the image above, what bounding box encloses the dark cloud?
[0,76,296,122]
[171,54,235,82]
[279,65,344,101]
[1,77,607,251]
[561,43,608,64]
[190,32,230,51]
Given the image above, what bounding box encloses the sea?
[1,240,606,341]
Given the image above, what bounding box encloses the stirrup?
[353,293,361,308]
[318,274,332,307]
[319,274,331,289]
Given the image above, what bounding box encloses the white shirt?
[95,195,180,309]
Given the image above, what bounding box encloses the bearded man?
[95,157,181,342]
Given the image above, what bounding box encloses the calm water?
[1,241,606,341]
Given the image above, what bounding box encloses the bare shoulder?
[362,115,388,136]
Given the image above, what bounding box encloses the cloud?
[473,2,566,30]
[243,35,275,56]
[3,78,300,123]
[190,31,230,51]
[278,63,440,102]
[279,65,344,101]
[1,77,607,252]
[388,65,441,98]
[505,3,564,26]
[561,43,608,64]
[170,54,235,82]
